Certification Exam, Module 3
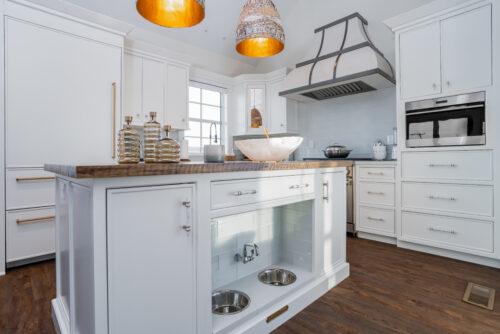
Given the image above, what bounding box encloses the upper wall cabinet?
[399,4,492,100]
[165,63,189,130]
[440,5,492,93]
[123,50,189,129]
[124,51,165,126]
[267,78,298,134]
[400,22,441,99]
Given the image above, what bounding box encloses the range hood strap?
[333,20,349,80]
[361,23,395,79]
[309,29,325,86]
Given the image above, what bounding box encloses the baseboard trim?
[397,240,500,269]
[357,232,397,245]
[52,299,69,334]
[7,253,55,268]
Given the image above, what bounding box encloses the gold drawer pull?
[16,177,55,182]
[266,305,289,323]
[16,216,55,224]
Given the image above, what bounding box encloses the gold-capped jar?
[156,125,180,163]
[118,116,140,164]
[144,111,161,163]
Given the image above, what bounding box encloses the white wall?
[295,88,397,159]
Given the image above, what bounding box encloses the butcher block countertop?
[44,160,353,179]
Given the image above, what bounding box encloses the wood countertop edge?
[44,161,353,179]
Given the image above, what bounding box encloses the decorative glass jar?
[117,116,140,164]
[144,111,161,163]
[156,125,180,163]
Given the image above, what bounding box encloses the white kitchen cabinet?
[398,4,492,100]
[441,5,492,93]
[355,162,397,239]
[268,79,298,134]
[399,22,441,100]
[165,63,189,130]
[123,52,165,126]
[107,184,195,334]
[123,53,142,125]
[322,172,347,272]
[5,16,122,166]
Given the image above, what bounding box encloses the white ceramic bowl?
[235,137,303,162]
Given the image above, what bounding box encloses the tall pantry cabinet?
[2,0,124,270]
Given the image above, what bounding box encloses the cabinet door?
[123,53,143,125]
[107,185,195,334]
[268,80,287,134]
[322,172,346,272]
[142,58,165,124]
[399,22,441,100]
[165,63,189,130]
[5,18,121,166]
[441,5,492,93]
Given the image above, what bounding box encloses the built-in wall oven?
[406,92,485,148]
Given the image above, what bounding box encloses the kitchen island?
[45,161,351,334]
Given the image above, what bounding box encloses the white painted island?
[45,161,351,334]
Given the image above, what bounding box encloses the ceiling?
[30,0,435,74]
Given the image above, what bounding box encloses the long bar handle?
[16,177,55,182]
[112,82,117,159]
[429,227,457,235]
[233,190,257,196]
[17,216,55,224]
[428,163,457,168]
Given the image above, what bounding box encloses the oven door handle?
[406,104,484,116]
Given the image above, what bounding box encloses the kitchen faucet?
[234,243,259,264]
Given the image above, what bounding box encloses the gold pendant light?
[136,0,205,28]
[236,0,285,58]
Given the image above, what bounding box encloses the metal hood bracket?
[279,13,395,102]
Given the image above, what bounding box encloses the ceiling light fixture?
[136,0,205,28]
[236,0,285,58]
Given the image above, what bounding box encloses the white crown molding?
[384,0,485,31]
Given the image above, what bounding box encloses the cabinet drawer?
[358,167,395,181]
[402,151,492,181]
[358,207,395,235]
[401,212,493,254]
[402,182,493,217]
[6,169,55,210]
[358,182,395,207]
[211,175,315,210]
[6,207,56,262]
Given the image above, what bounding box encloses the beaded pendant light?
[136,0,205,28]
[236,0,285,57]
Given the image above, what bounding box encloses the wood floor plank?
[0,238,499,334]
[274,237,500,334]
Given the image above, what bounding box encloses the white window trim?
[187,81,228,156]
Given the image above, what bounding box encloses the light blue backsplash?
[294,88,397,159]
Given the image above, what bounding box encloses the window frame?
[186,81,227,155]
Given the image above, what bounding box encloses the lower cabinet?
[106,184,196,334]
[322,171,346,271]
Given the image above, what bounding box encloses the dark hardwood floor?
[0,260,55,334]
[1,238,499,334]
[274,237,500,334]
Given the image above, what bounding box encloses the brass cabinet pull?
[266,305,289,323]
[112,82,117,159]
[16,216,55,224]
[323,181,329,201]
[16,177,55,182]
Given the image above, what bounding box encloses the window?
[186,83,226,154]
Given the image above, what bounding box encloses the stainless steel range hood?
[279,13,395,102]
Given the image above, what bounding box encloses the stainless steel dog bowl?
[212,290,250,315]
[258,268,297,286]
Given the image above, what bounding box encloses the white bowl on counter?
[235,136,303,162]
